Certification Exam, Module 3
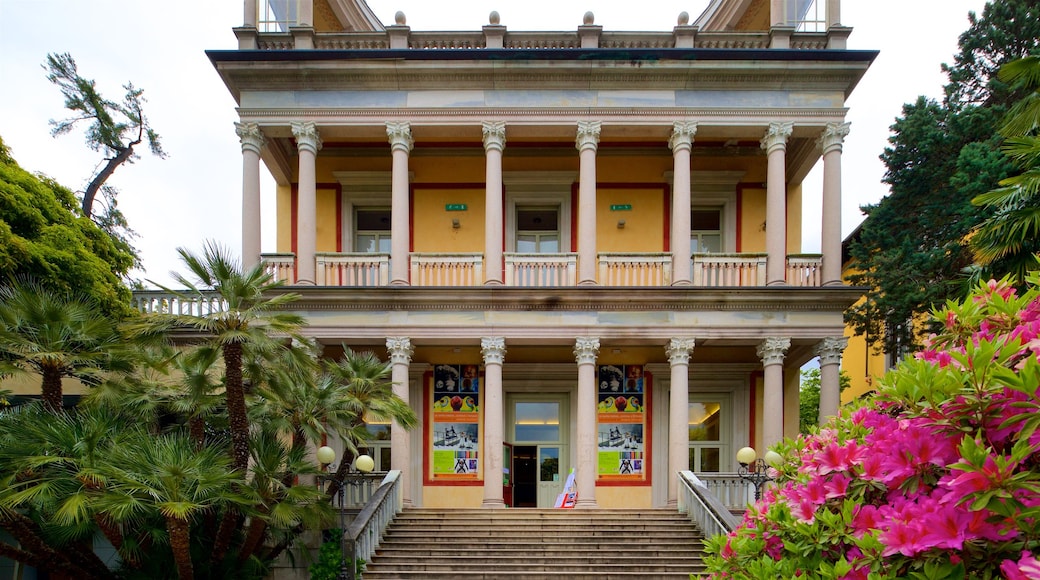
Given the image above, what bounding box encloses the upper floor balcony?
[256,251,822,288]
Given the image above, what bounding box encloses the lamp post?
[735,446,782,501]
[317,446,375,580]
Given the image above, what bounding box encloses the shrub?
[700,276,1040,579]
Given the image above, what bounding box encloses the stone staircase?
[361,507,708,579]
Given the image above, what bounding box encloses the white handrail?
[677,471,740,539]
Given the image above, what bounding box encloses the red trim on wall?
[596,369,653,488]
[570,184,578,252]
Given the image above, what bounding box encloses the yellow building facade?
[193,0,876,509]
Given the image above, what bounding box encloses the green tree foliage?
[44,53,165,221]
[971,55,1040,281]
[0,282,132,411]
[0,136,135,314]
[846,0,1040,356]
[798,368,851,434]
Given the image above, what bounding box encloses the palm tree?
[972,55,1040,282]
[97,433,250,580]
[136,241,305,473]
[0,282,129,411]
[322,348,417,499]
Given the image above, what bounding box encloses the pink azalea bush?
[700,276,1040,579]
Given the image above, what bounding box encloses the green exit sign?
[610,204,632,211]
[445,204,468,211]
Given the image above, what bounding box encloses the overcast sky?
[0,0,988,287]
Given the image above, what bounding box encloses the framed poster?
[430,364,481,481]
[596,365,649,482]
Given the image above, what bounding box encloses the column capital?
[480,337,507,365]
[813,336,848,366]
[665,338,696,365]
[235,122,265,154]
[757,337,791,366]
[818,122,851,155]
[575,121,602,152]
[386,122,414,153]
[760,122,793,154]
[386,337,414,364]
[668,121,698,153]
[573,337,600,365]
[482,121,506,153]
[290,121,322,154]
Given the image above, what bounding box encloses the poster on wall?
[597,365,647,481]
[431,364,481,480]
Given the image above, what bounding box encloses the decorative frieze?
[813,336,848,366]
[235,121,265,154]
[573,337,601,365]
[666,337,696,365]
[760,121,793,154]
[386,121,414,153]
[386,336,414,364]
[575,121,602,152]
[290,121,322,154]
[756,336,791,366]
[480,336,507,365]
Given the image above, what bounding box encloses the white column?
[386,122,413,286]
[827,0,841,27]
[244,0,257,27]
[819,122,850,286]
[483,122,506,286]
[770,0,784,26]
[576,121,601,286]
[298,0,313,26]
[291,121,321,285]
[666,338,695,506]
[669,122,697,286]
[481,337,506,508]
[757,337,790,449]
[573,337,600,508]
[236,122,265,271]
[761,122,793,286]
[386,337,414,506]
[814,336,848,425]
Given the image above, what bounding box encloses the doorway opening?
[513,445,538,507]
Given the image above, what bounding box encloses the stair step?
[363,508,706,579]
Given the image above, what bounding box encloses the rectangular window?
[361,422,391,472]
[257,0,297,32]
[516,207,560,254]
[689,401,725,473]
[355,208,391,253]
[691,208,722,253]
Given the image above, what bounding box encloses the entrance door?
[508,395,568,507]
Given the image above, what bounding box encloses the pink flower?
[1000,551,1040,580]
[879,521,928,557]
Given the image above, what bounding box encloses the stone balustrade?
[410,253,484,286]
[786,254,824,287]
[504,252,578,287]
[693,253,768,287]
[315,252,390,286]
[598,253,672,286]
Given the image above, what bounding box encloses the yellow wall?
[595,188,666,253]
[276,184,293,253]
[596,486,652,509]
[740,187,767,252]
[317,187,338,252]
[422,486,485,508]
[413,187,486,252]
[787,183,803,253]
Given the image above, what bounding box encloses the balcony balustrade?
[693,253,768,287]
[254,252,823,289]
[598,253,672,286]
[504,253,578,287]
[411,253,484,286]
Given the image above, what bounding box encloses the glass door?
[688,394,731,473]
[509,395,568,507]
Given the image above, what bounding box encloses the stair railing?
[677,470,740,539]
[344,470,402,579]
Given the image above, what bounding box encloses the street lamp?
[735,446,782,501]
[316,446,374,580]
